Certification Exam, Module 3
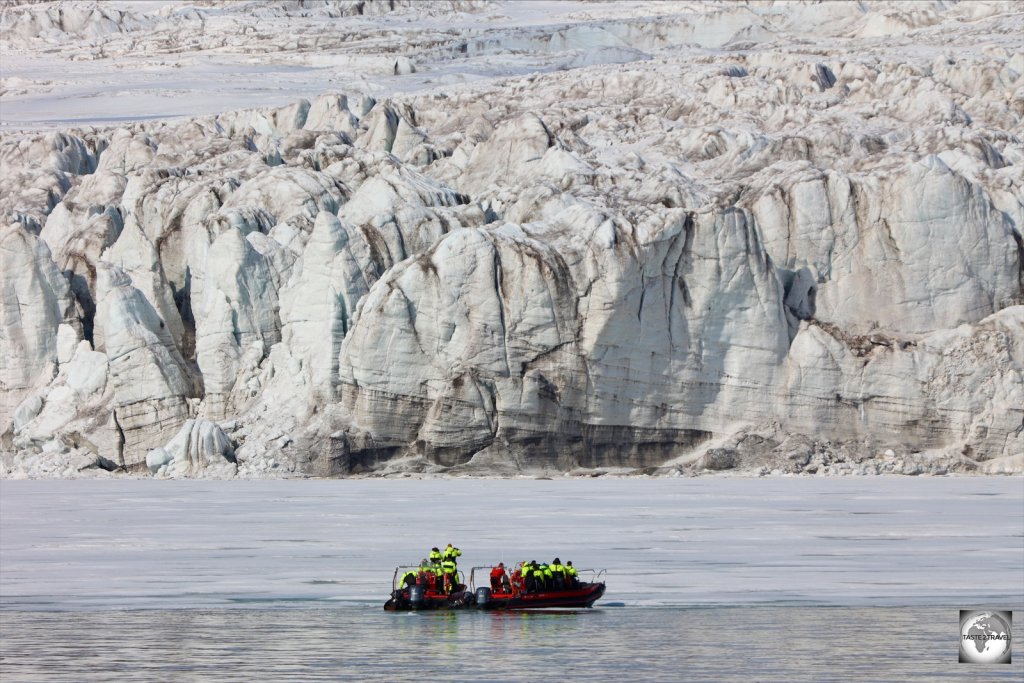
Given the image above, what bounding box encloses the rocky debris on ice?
[663,423,994,478]
[1,1,1022,478]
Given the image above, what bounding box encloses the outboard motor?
[475,587,491,607]
[451,590,474,607]
[408,584,425,608]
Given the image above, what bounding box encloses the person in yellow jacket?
[429,547,442,564]
[398,569,418,589]
[549,558,566,589]
[440,558,458,594]
[565,560,579,587]
[442,543,462,564]
[530,562,546,592]
[522,561,537,593]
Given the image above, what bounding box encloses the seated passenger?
[550,558,565,589]
[510,566,525,594]
[523,561,537,593]
[399,569,417,589]
[565,560,579,587]
[417,559,433,587]
[530,562,546,592]
[425,566,439,592]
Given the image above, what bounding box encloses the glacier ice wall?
[1,0,1022,477]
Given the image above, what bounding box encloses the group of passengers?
[399,547,584,597]
[490,559,580,594]
[398,543,463,595]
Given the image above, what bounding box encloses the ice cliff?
[1,0,1022,477]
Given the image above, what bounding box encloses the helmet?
[432,547,439,551]
[553,558,560,564]
[567,561,573,566]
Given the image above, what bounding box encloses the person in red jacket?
[510,564,524,595]
[490,563,508,593]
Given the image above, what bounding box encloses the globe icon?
[960,611,1011,664]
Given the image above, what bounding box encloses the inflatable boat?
[384,563,605,611]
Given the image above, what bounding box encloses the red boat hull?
[384,582,605,611]
[482,582,605,609]
[384,586,475,611]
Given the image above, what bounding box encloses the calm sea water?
[2,477,1022,680]
[2,605,1022,681]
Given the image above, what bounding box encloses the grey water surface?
[1,477,1021,680]
[2,605,1022,682]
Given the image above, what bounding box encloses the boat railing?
[391,565,421,590]
[467,566,494,592]
[576,569,606,583]
[391,565,466,591]
[469,564,605,590]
